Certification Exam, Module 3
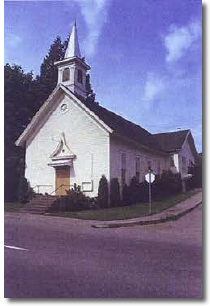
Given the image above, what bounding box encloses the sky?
[4,0,202,152]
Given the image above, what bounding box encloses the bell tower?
[54,22,90,98]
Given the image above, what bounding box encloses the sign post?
[145,169,155,214]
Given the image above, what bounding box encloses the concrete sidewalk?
[92,191,202,228]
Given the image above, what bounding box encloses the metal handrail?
[49,184,74,196]
[46,184,74,210]
[33,184,53,194]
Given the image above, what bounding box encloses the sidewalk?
[92,191,202,228]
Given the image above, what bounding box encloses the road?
[4,205,202,298]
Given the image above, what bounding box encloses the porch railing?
[49,184,74,196]
[32,184,53,194]
[47,184,74,210]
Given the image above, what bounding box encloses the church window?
[147,160,151,170]
[136,157,140,182]
[170,156,174,167]
[62,68,70,82]
[158,161,161,176]
[182,156,187,172]
[121,153,126,185]
[60,103,68,112]
[77,69,83,84]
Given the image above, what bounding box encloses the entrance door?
[55,166,70,195]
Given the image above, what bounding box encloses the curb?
[91,200,202,229]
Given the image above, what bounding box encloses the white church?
[16,23,198,197]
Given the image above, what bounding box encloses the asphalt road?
[4,205,202,298]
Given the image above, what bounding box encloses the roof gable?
[153,130,190,152]
[70,88,163,153]
[15,85,112,147]
[16,84,195,156]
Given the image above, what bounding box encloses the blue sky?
[4,0,202,151]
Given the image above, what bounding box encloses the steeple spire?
[54,22,90,98]
[65,21,81,59]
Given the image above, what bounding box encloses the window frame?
[147,160,151,170]
[62,67,70,82]
[121,153,126,185]
[182,156,187,172]
[77,69,83,84]
[170,156,175,167]
[135,156,140,182]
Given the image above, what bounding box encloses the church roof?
[16,84,196,157]
[152,130,190,152]
[64,22,81,59]
[68,88,196,155]
[63,87,164,153]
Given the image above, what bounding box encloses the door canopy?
[48,132,76,167]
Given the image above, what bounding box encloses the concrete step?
[27,207,47,212]
[28,202,54,206]
[22,195,60,214]
[30,199,58,203]
[27,204,48,209]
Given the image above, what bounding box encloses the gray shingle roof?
[69,90,163,152]
[65,87,192,155]
[152,130,190,152]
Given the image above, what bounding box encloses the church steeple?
[64,21,81,59]
[54,22,90,99]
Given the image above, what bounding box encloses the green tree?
[86,74,96,103]
[110,178,121,207]
[98,175,109,208]
[122,184,132,206]
[4,64,37,201]
[39,36,66,103]
[129,176,141,204]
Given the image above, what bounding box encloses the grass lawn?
[4,202,26,212]
[49,189,200,221]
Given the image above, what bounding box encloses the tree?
[38,36,66,103]
[86,74,96,103]
[4,64,38,201]
[110,178,121,207]
[129,176,141,204]
[98,175,108,208]
[188,160,202,189]
[122,184,132,206]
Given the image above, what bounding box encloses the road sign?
[145,170,155,214]
[145,172,155,183]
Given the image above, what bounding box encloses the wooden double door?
[55,166,70,195]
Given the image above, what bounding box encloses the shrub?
[50,184,90,212]
[18,177,35,203]
[98,175,109,208]
[187,163,202,189]
[129,176,141,204]
[138,181,149,203]
[152,170,182,199]
[122,184,132,206]
[110,178,121,207]
[126,171,183,204]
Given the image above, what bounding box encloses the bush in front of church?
[121,171,183,205]
[186,162,202,190]
[51,184,91,212]
[110,178,121,207]
[18,177,35,203]
[98,175,109,208]
[122,184,132,206]
[129,176,142,204]
[153,170,182,199]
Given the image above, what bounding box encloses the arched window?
[62,68,70,82]
[77,69,83,84]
